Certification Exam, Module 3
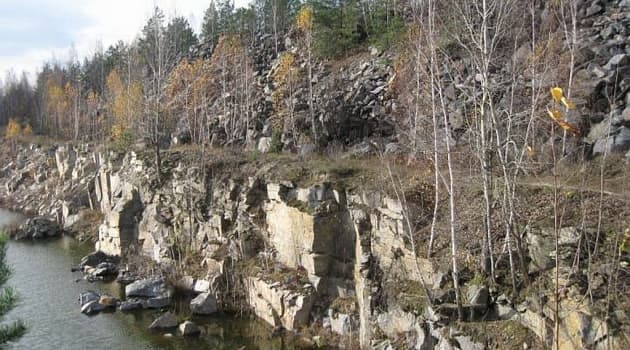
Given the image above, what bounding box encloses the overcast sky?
[0,0,250,82]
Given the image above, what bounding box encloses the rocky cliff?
[1,1,630,348]
[1,142,628,349]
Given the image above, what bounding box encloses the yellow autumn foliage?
[546,108,563,121]
[271,52,299,131]
[547,87,579,136]
[5,119,21,139]
[550,87,564,103]
[22,123,33,137]
[106,69,143,143]
[296,6,313,32]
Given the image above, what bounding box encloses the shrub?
[269,131,283,153]
[0,231,26,344]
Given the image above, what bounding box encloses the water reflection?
[0,209,297,350]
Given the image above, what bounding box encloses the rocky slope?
[172,0,630,161]
[0,1,629,349]
[1,142,628,349]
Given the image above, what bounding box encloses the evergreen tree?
[310,0,364,57]
[166,16,199,58]
[201,1,220,45]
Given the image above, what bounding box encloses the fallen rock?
[466,285,490,306]
[190,292,218,315]
[13,217,61,240]
[146,296,172,309]
[99,294,118,308]
[78,290,117,315]
[81,300,105,315]
[79,291,100,307]
[585,2,603,17]
[119,299,143,311]
[90,262,119,278]
[179,321,201,337]
[593,126,630,155]
[149,312,178,330]
[116,270,138,285]
[257,137,272,153]
[193,279,211,293]
[174,275,195,292]
[125,278,172,299]
[79,251,118,269]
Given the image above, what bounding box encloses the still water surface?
[0,209,292,350]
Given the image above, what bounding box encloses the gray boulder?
[585,2,603,17]
[125,278,172,298]
[179,321,201,337]
[119,299,143,311]
[149,312,178,330]
[604,54,629,70]
[190,292,218,315]
[91,262,119,277]
[79,291,100,307]
[14,217,61,240]
[98,294,118,308]
[81,300,105,315]
[79,251,117,269]
[466,285,490,306]
[257,137,272,153]
[193,279,210,293]
[593,126,630,155]
[174,275,195,293]
[146,296,172,309]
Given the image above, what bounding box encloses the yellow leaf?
[556,119,580,136]
[561,96,575,109]
[547,108,563,121]
[527,145,536,157]
[551,87,564,103]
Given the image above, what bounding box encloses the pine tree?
[166,17,198,58]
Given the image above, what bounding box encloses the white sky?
[0,0,251,82]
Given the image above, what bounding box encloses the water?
[0,209,293,350]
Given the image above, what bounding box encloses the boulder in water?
[179,321,201,336]
[13,217,61,240]
[190,292,218,315]
[79,251,118,269]
[91,262,119,277]
[146,296,171,309]
[125,278,172,299]
[99,294,118,308]
[81,300,105,315]
[149,312,178,329]
[119,299,143,311]
[79,291,100,307]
